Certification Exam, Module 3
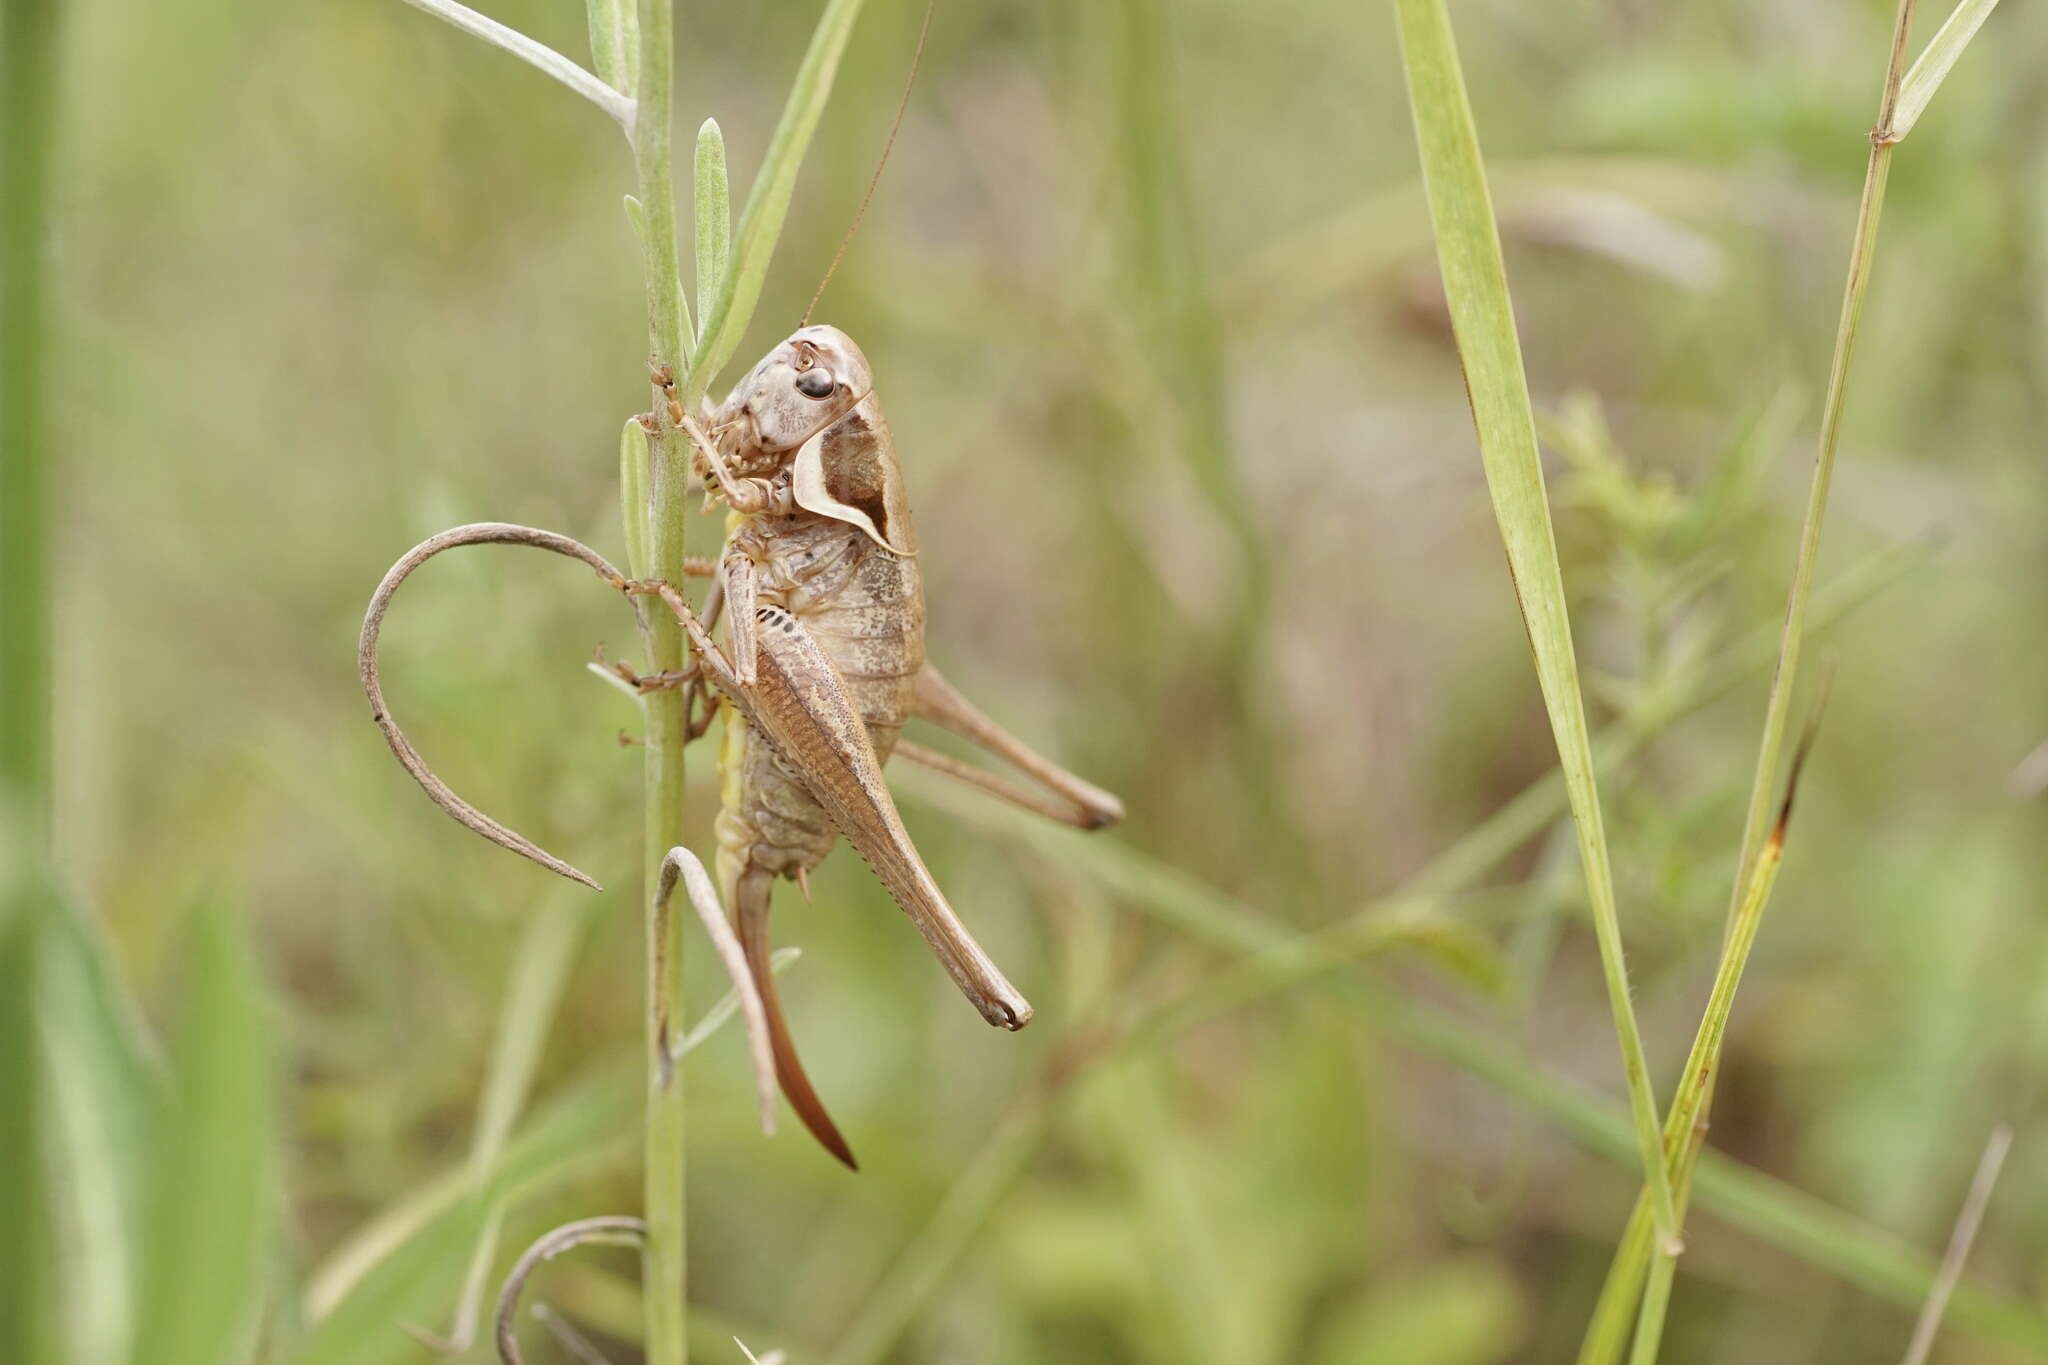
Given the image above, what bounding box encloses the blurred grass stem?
[1,0,55,846]
[1,2,58,1343]
[1901,1125,2014,1365]
[1723,0,1916,915]
[1582,0,1988,1357]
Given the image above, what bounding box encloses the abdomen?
[716,519,925,883]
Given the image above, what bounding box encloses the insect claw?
[794,866,812,903]
[617,730,643,748]
[594,641,641,688]
[628,669,692,693]
[684,681,719,741]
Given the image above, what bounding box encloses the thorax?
[729,502,921,625]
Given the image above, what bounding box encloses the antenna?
[802,0,936,326]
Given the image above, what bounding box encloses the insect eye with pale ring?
[795,368,836,400]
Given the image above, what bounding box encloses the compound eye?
[794,367,835,400]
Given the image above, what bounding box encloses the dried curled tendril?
[492,1216,646,1365]
[358,523,772,1096]
[357,522,635,890]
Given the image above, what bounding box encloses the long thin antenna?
[802,0,936,325]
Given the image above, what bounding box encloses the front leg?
[680,412,784,517]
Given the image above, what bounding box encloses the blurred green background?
[15,0,2048,1361]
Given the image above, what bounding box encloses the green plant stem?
[1622,835,1790,1358]
[1582,5,1920,1360]
[1726,0,1913,912]
[1626,1252,1676,1365]
[627,2,691,1362]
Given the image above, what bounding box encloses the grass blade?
[37,893,164,1365]
[1394,0,1675,1244]
[1586,5,1926,1354]
[131,904,273,1365]
[685,0,867,399]
[1894,0,2001,140]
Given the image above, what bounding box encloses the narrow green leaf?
[694,118,731,329]
[131,904,272,1365]
[1393,0,1675,1241]
[583,0,632,96]
[36,891,163,1365]
[623,192,650,260]
[1893,0,2000,139]
[614,0,640,98]
[619,414,652,579]
[687,0,867,399]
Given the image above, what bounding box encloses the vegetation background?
[13,0,2048,1361]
